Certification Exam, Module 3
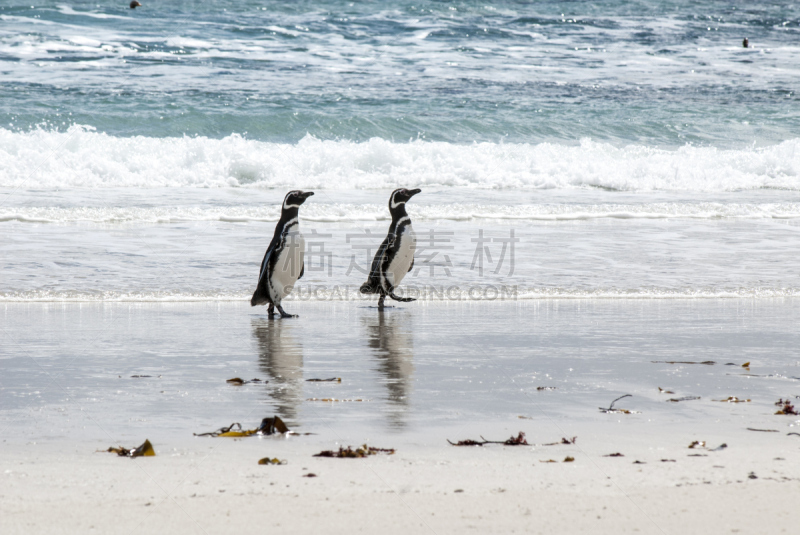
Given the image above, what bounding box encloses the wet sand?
[2,300,799,533]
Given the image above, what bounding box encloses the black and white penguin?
[251,190,314,318]
[360,188,421,309]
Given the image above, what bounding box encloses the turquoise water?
[2,0,799,145]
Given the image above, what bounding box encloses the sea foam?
[1,126,799,191]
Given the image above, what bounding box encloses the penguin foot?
[377,293,385,310]
[388,292,415,303]
[276,304,297,318]
[267,304,275,319]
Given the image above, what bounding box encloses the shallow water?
[2,301,799,448]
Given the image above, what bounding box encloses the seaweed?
[667,396,701,402]
[447,439,485,446]
[747,428,778,432]
[303,473,318,477]
[604,453,624,457]
[447,432,532,446]
[774,399,798,415]
[688,440,726,451]
[105,439,155,458]
[536,386,557,391]
[499,432,529,446]
[226,377,264,385]
[306,398,367,402]
[599,394,639,414]
[194,416,289,437]
[563,456,575,463]
[313,445,395,458]
[712,396,751,403]
[258,457,286,465]
[652,360,715,365]
[306,378,342,383]
[658,387,675,394]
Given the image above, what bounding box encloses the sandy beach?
[2,301,799,534]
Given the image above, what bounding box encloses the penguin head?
[282,190,314,211]
[389,188,421,211]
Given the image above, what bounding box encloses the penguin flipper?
[361,234,391,294]
[408,256,414,273]
[298,262,304,281]
[252,247,274,307]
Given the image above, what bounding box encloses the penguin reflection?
[363,310,414,428]
[251,318,303,423]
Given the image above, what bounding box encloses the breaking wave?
[2,126,799,191]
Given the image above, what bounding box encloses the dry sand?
[3,430,799,534]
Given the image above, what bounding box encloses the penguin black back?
[360,188,421,307]
[251,190,314,316]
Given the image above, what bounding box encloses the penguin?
[251,190,314,318]
[360,188,421,310]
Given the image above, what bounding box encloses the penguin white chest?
[384,224,416,289]
[269,227,305,302]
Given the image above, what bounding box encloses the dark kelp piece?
[303,473,318,477]
[226,377,264,385]
[747,428,778,432]
[502,432,529,446]
[652,360,715,365]
[563,456,575,462]
[604,453,624,457]
[541,436,577,446]
[106,439,155,458]
[313,445,395,458]
[306,378,342,383]
[774,399,798,415]
[658,387,676,394]
[447,439,486,446]
[667,396,701,402]
[305,398,366,402]
[257,416,289,435]
[479,432,530,445]
[536,386,556,391]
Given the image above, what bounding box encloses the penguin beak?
[300,191,314,202]
[407,188,421,197]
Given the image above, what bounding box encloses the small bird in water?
[251,190,314,318]
[130,1,142,9]
[742,37,749,48]
[360,188,421,310]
